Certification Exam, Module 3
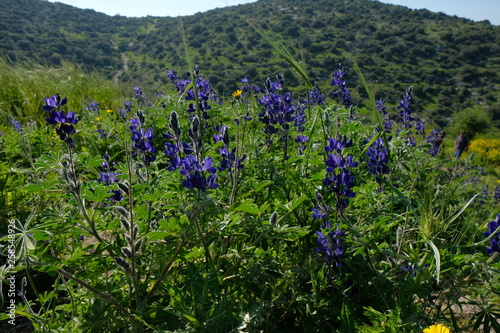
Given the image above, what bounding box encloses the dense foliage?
[1,0,500,128]
[1,57,500,332]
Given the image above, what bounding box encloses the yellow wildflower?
[106,109,113,113]
[423,324,450,333]
[96,117,103,121]
[469,138,500,164]
[232,90,243,99]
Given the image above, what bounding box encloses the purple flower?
[97,170,120,185]
[120,101,133,119]
[376,99,393,133]
[43,94,78,146]
[166,68,221,117]
[367,138,389,176]
[323,138,358,211]
[8,115,23,133]
[129,111,157,166]
[180,156,218,191]
[331,63,351,106]
[315,223,346,267]
[309,85,325,105]
[484,214,500,254]
[97,155,123,202]
[494,186,500,203]
[86,99,100,113]
[43,94,67,112]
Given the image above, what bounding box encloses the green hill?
[1,0,500,127]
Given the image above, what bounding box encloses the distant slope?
[1,0,499,126]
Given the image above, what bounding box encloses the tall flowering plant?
[44,94,78,147]
[129,110,157,167]
[166,67,220,120]
[323,137,358,211]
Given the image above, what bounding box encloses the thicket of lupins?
[1,62,500,332]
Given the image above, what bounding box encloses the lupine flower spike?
[484,213,500,254]
[43,94,78,147]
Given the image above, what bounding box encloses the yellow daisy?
[232,90,243,99]
[423,324,450,333]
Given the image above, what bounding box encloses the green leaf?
[146,231,172,241]
[229,199,260,215]
[81,185,113,203]
[286,194,307,211]
[23,184,45,193]
[427,241,441,285]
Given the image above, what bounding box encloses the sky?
[46,0,500,25]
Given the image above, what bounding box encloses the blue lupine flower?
[484,214,500,254]
[494,186,500,203]
[120,101,133,119]
[129,111,157,166]
[315,222,346,267]
[180,155,218,191]
[257,77,301,144]
[376,99,388,115]
[86,99,100,113]
[375,99,393,133]
[97,154,123,202]
[43,94,67,112]
[323,137,358,211]
[331,63,351,106]
[416,120,426,137]
[133,86,143,98]
[8,115,23,133]
[213,125,245,171]
[97,169,120,185]
[367,138,389,176]
[166,68,221,118]
[397,86,414,129]
[427,128,444,156]
[96,125,108,139]
[309,83,325,105]
[295,135,309,151]
[43,94,78,146]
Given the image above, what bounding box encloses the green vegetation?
[0,54,499,331]
[1,0,499,129]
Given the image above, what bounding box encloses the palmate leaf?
[81,184,113,203]
[76,152,104,173]
[229,199,260,215]
[34,151,66,172]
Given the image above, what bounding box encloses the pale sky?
[46,0,500,25]
[379,0,500,25]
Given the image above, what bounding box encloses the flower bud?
[114,257,131,272]
[134,238,143,253]
[116,206,129,219]
[120,218,130,230]
[121,247,132,258]
[269,211,278,225]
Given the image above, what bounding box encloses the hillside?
[1,0,500,127]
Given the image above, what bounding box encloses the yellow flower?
[232,90,243,99]
[423,324,450,333]
[96,117,103,121]
[106,109,113,113]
